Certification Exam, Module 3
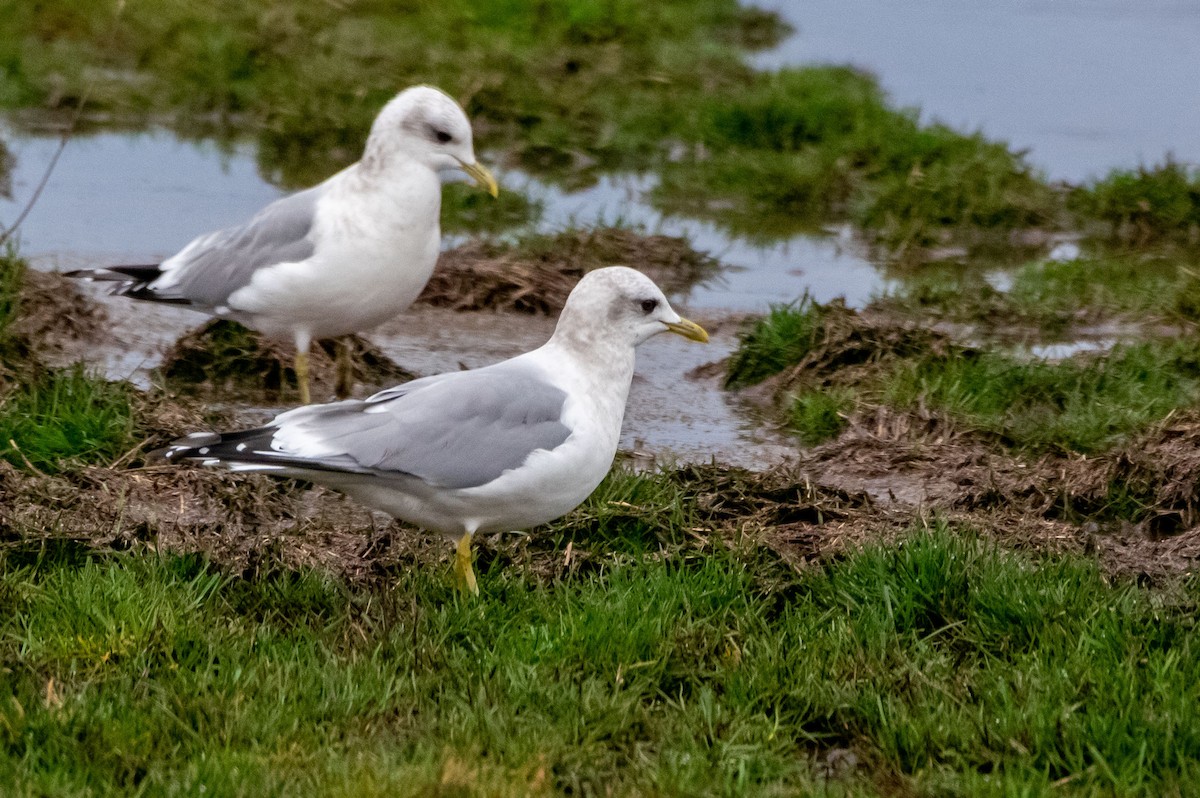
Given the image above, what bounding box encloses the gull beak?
[458,160,499,197]
[663,317,709,343]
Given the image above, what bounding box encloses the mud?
[420,227,721,314]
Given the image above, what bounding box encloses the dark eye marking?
[433,129,453,143]
[640,298,659,313]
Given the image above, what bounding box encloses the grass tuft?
[728,298,1200,453]
[0,364,138,473]
[0,245,23,354]
[884,342,1200,453]
[788,389,851,446]
[725,296,826,389]
[1070,160,1200,245]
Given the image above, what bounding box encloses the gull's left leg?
[453,530,478,596]
[293,330,313,405]
[334,336,354,400]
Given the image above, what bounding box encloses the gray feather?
[276,365,571,489]
[156,186,320,306]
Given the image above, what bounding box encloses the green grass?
[0,0,784,185]
[788,389,851,446]
[727,299,1200,453]
[872,253,1200,332]
[725,297,827,389]
[0,364,139,473]
[3,527,1199,794]
[1008,255,1200,323]
[654,69,1059,247]
[1070,160,1200,245]
[883,341,1200,453]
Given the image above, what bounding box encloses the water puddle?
[506,171,884,311]
[0,127,283,268]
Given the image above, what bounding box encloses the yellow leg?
[295,349,311,405]
[453,532,478,596]
[335,337,354,400]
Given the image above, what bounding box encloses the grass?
[725,296,827,389]
[788,389,851,446]
[726,299,1200,453]
[873,253,1200,331]
[0,364,139,474]
[0,245,23,354]
[653,68,1060,247]
[2,527,1199,794]
[883,341,1200,453]
[1070,160,1200,245]
[0,0,784,184]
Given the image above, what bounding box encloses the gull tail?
[154,429,290,473]
[64,264,191,305]
[154,426,372,477]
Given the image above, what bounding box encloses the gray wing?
[155,186,321,307]
[269,364,572,489]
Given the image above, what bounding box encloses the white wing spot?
[198,447,210,455]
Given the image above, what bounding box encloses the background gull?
[68,85,498,404]
[160,266,709,593]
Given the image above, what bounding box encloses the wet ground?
[3,2,1198,475]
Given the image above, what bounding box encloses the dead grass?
[10,270,106,349]
[420,227,720,314]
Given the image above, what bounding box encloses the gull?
[68,85,498,404]
[160,267,709,593]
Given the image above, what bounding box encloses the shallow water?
[755,0,1200,182]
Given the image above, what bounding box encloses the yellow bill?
[664,317,709,343]
[460,160,499,198]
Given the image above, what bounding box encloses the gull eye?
[433,129,453,143]
[640,298,659,314]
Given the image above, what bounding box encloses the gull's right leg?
[293,331,313,405]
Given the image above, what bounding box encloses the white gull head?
[550,266,709,352]
[362,85,497,195]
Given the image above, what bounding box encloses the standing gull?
[68,85,498,404]
[160,267,709,593]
